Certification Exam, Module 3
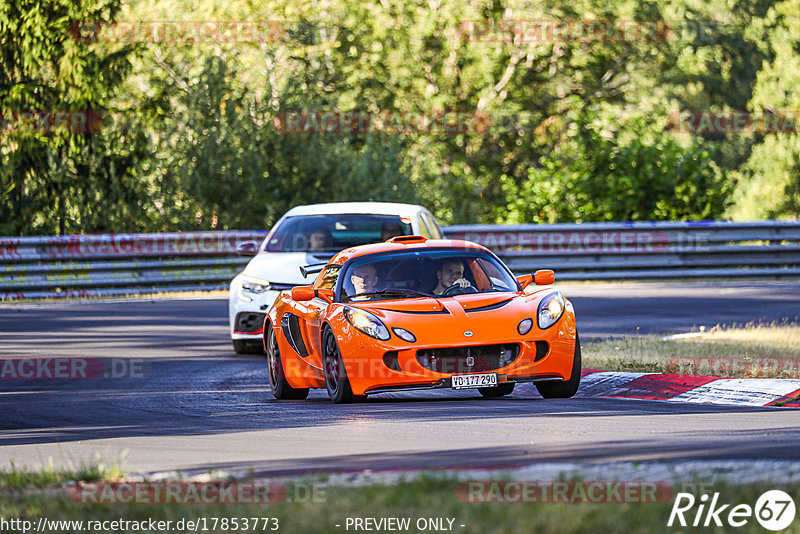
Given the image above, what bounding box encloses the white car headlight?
[239,276,271,302]
[538,292,565,329]
[344,307,391,341]
[392,327,416,343]
[517,318,533,335]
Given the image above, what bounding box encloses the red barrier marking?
[602,373,718,400]
[766,388,800,408]
[0,239,21,259]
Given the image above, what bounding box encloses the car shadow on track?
[1,354,794,447]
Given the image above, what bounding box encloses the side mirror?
[516,274,534,290]
[534,269,555,285]
[236,241,257,257]
[291,286,315,301]
[291,286,334,303]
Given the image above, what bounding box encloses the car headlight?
[392,327,416,343]
[538,292,565,329]
[242,277,271,293]
[344,307,391,341]
[239,276,271,302]
[517,318,533,335]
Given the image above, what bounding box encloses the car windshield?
[263,214,413,252]
[340,249,519,302]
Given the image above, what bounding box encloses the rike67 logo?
[668,490,796,531]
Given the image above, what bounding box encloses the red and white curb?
[578,370,800,407]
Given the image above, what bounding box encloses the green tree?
[0,0,150,235]
[729,0,800,219]
[498,115,730,222]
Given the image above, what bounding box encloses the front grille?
[235,312,266,333]
[535,341,549,361]
[383,351,401,371]
[416,344,520,373]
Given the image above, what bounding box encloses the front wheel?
[266,325,309,400]
[479,383,515,398]
[322,327,365,404]
[536,333,582,399]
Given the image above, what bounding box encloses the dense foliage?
[1,0,797,234]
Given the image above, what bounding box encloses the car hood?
[352,292,553,345]
[367,293,513,314]
[241,252,335,285]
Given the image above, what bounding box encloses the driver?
[433,259,472,295]
[350,263,380,298]
[308,228,332,251]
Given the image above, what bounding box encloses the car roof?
[330,238,489,265]
[283,202,429,218]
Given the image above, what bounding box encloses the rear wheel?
[479,383,515,398]
[266,325,309,400]
[322,327,366,404]
[536,333,582,399]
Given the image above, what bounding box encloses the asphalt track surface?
[1,281,799,476]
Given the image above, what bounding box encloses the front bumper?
[230,286,282,340]
[233,311,267,336]
[363,373,564,395]
[345,336,575,395]
[279,324,577,395]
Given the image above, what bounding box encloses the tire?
[479,383,515,398]
[266,325,309,400]
[536,333,582,399]
[233,339,265,355]
[322,327,366,404]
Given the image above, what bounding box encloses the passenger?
[380,221,404,242]
[433,259,472,295]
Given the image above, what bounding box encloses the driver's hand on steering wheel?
[452,278,471,288]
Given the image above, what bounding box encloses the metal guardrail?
[0,232,268,299]
[1,220,798,299]
[444,220,800,279]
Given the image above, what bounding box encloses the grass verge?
[1,473,799,533]
[583,323,800,378]
[0,460,125,489]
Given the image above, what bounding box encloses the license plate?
[451,373,498,389]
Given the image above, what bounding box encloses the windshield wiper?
[343,288,433,302]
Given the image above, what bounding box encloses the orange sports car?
[263,236,580,403]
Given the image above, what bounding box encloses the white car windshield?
[263,214,413,252]
[341,249,519,302]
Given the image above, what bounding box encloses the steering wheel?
[442,283,478,296]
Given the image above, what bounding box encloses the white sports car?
[229,202,444,354]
